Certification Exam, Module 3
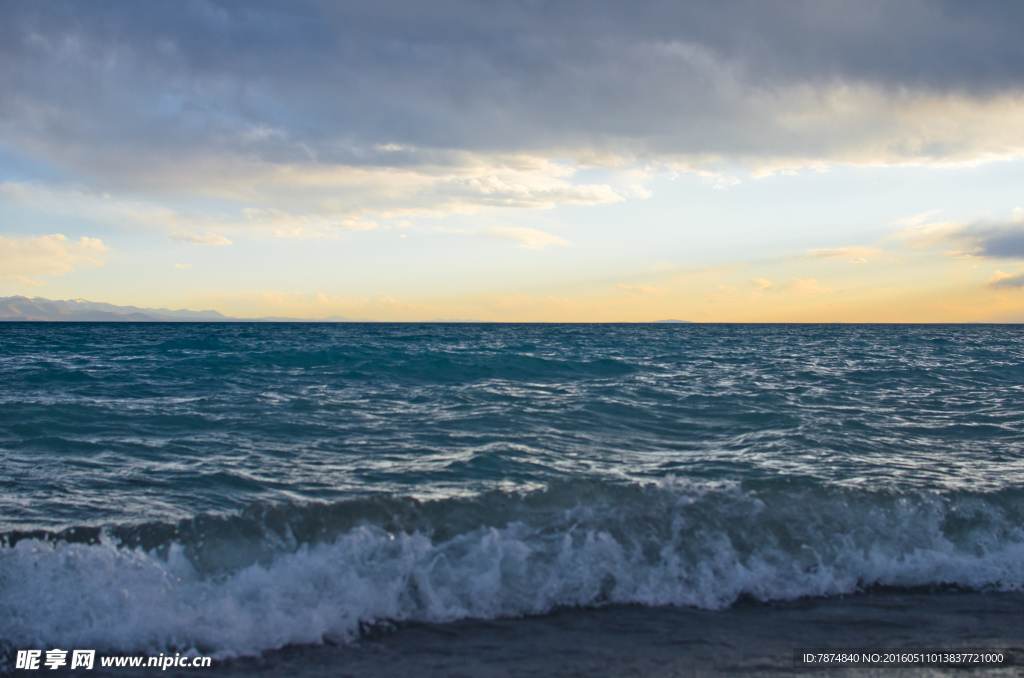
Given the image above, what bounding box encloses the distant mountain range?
[0,296,467,322]
[0,296,360,322]
[0,296,688,323]
[0,296,233,321]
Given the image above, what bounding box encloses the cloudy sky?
[2,0,1024,321]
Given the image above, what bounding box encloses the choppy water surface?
[2,323,1024,657]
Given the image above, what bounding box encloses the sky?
[2,0,1024,321]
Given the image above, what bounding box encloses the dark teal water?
[2,323,1024,658]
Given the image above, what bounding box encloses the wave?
[3,479,1024,657]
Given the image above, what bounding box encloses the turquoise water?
[2,323,1024,658]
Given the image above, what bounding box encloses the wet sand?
[96,591,1023,677]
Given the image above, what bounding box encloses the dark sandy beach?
[93,591,1023,678]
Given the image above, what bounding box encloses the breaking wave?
[4,479,1024,657]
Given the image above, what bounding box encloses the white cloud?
[751,278,772,290]
[741,87,1024,171]
[110,156,623,225]
[0,233,108,284]
[452,175,623,208]
[173,263,192,269]
[0,166,620,246]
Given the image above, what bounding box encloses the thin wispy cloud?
[170,232,233,246]
[786,278,833,295]
[0,233,108,284]
[891,210,941,227]
[805,247,881,263]
[488,228,570,250]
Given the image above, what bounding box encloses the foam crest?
[4,483,1024,657]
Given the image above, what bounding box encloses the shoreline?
[87,591,1024,677]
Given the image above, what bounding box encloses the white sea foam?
[3,484,1024,657]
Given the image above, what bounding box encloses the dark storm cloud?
[923,221,1024,260]
[2,0,1024,184]
[989,272,1024,289]
[971,225,1024,259]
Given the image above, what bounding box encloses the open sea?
[2,322,1023,676]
